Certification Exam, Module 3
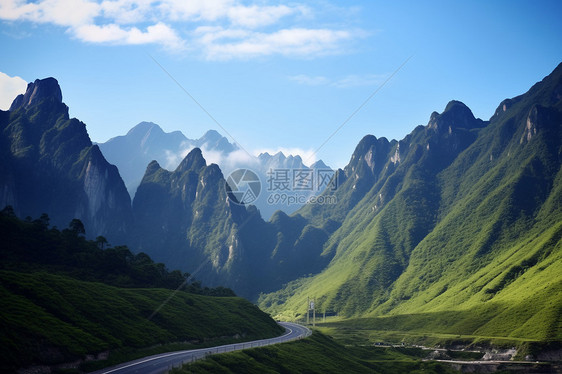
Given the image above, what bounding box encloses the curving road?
[91,322,311,374]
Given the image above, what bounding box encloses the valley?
[1,58,560,374]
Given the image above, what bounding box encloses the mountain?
[243,151,334,219]
[198,129,238,153]
[131,148,330,298]
[98,123,239,197]
[260,63,562,344]
[0,78,132,242]
[98,121,188,196]
[98,124,332,219]
[131,148,247,287]
[4,64,560,351]
[0,77,328,300]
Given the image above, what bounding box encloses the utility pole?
[306,297,310,325]
[308,297,315,327]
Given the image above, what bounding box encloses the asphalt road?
[91,322,311,374]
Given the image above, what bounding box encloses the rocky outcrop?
[427,100,486,132]
[0,77,132,242]
[9,78,62,111]
[132,148,246,286]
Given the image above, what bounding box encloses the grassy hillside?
[170,332,459,374]
[0,210,283,372]
[0,270,283,372]
[259,63,562,348]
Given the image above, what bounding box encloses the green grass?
[259,64,562,353]
[0,270,283,372]
[316,317,536,347]
[170,331,460,374]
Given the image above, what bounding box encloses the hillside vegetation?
[171,332,459,374]
[259,63,562,348]
[0,210,283,372]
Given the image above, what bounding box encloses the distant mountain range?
[98,123,331,220]
[97,123,234,195]
[1,63,561,347]
[0,81,329,298]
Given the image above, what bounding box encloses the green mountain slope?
[0,271,282,372]
[0,212,283,372]
[260,63,562,345]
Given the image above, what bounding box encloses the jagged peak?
[429,111,439,122]
[345,134,392,177]
[310,160,329,170]
[126,121,163,136]
[352,135,377,155]
[200,129,222,141]
[286,154,303,163]
[270,209,290,225]
[201,163,224,182]
[10,77,62,111]
[176,147,206,173]
[272,151,286,160]
[145,160,162,176]
[196,129,238,153]
[350,135,391,160]
[444,100,470,113]
[258,151,287,164]
[428,100,485,131]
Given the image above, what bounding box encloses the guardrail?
[165,322,311,372]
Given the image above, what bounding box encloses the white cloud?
[332,74,385,88]
[288,74,328,86]
[100,0,156,24]
[162,142,320,178]
[226,4,301,28]
[197,145,258,173]
[193,26,251,44]
[0,0,363,59]
[158,0,303,28]
[289,73,385,88]
[163,142,258,176]
[0,72,27,110]
[220,148,258,169]
[74,22,185,49]
[164,147,189,170]
[201,28,353,60]
[0,0,99,26]
[159,0,233,23]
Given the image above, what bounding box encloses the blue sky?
[1,0,561,168]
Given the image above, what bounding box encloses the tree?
[33,213,50,230]
[0,205,16,218]
[95,236,109,250]
[68,219,85,236]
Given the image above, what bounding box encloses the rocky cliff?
[0,78,132,242]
